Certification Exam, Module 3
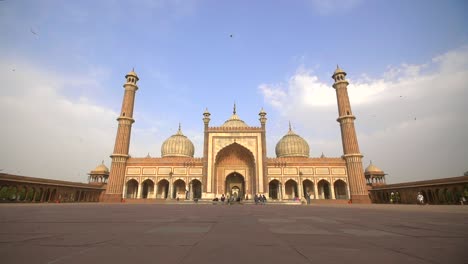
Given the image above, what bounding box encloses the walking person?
[305,191,311,205]
[417,192,424,205]
[262,194,267,205]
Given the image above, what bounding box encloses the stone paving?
[0,203,467,264]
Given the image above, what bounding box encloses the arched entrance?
[269,180,280,200]
[334,180,348,199]
[141,179,154,199]
[317,180,331,199]
[302,180,314,199]
[284,179,298,199]
[190,179,202,199]
[157,179,169,199]
[215,143,255,197]
[225,173,245,200]
[173,179,186,200]
[125,179,138,198]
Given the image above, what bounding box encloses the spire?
[320,152,325,158]
[177,123,183,135]
[289,121,292,131]
[101,160,104,164]
[233,102,237,114]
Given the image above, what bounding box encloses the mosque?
[97,66,383,203]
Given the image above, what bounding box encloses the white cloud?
[259,46,468,183]
[309,0,363,15]
[0,61,120,182]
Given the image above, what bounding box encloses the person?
[221,194,225,203]
[262,194,267,205]
[254,194,259,205]
[390,192,395,204]
[460,196,466,205]
[305,191,311,205]
[417,192,424,205]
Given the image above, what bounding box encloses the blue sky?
[1,0,467,183]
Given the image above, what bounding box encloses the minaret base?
[101,193,124,203]
[350,194,372,204]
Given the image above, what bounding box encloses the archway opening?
[173,179,186,199]
[334,180,348,199]
[225,173,245,200]
[215,143,255,196]
[157,179,169,199]
[142,179,154,199]
[125,179,138,199]
[302,180,314,199]
[268,180,280,200]
[284,179,298,200]
[317,180,331,199]
[190,179,202,199]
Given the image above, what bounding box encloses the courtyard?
[0,203,466,264]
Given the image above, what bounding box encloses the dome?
[92,161,109,174]
[365,161,383,174]
[126,68,139,79]
[221,104,249,128]
[333,65,346,75]
[161,124,195,157]
[275,123,310,158]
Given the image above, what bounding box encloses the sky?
[0,0,467,184]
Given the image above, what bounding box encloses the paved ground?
[0,203,467,264]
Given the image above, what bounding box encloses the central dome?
[275,123,310,158]
[161,124,195,157]
[221,104,249,128]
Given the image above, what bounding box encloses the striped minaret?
[332,66,370,203]
[103,69,139,202]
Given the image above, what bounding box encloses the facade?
[0,173,105,203]
[101,67,372,203]
[369,176,468,204]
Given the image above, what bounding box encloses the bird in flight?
[30,28,38,36]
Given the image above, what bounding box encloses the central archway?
[215,142,256,197]
[225,173,245,199]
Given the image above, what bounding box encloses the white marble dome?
[161,125,195,157]
[275,125,309,158]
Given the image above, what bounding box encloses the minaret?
[202,108,211,193]
[332,66,370,203]
[259,108,267,193]
[103,69,139,202]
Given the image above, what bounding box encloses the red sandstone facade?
[102,67,374,203]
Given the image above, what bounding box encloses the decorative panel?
[189,168,203,175]
[331,167,346,175]
[284,167,298,175]
[267,168,282,175]
[315,167,330,175]
[126,167,141,175]
[173,167,187,175]
[158,167,172,175]
[142,167,156,175]
[299,167,314,175]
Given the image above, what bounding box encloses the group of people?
[212,193,241,205]
[254,194,267,205]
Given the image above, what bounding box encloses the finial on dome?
[233,102,236,114]
[320,152,325,158]
[101,160,104,164]
[176,122,183,135]
[289,121,292,131]
[146,152,151,158]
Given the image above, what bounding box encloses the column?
[299,180,304,198]
[136,182,142,199]
[189,182,193,200]
[168,180,173,199]
[278,183,282,200]
[330,181,336,199]
[122,183,127,199]
[314,181,319,199]
[281,182,286,200]
[154,184,159,199]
